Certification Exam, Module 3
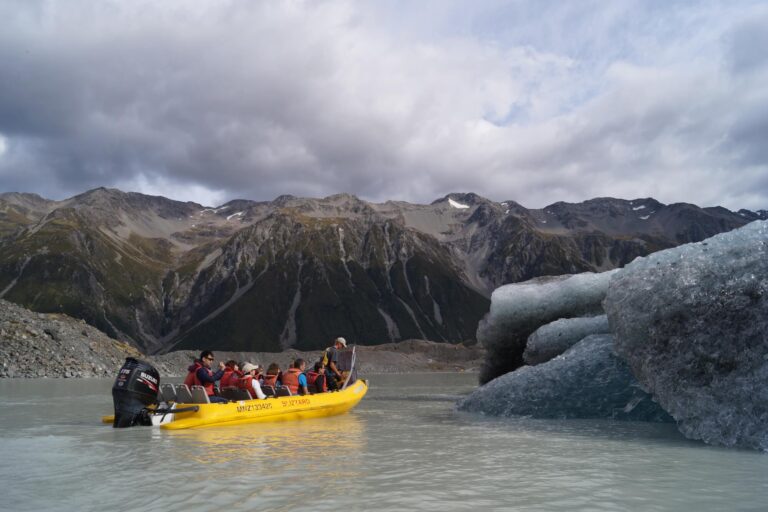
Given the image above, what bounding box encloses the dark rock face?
[458,334,672,422]
[477,271,616,384]
[168,216,489,352]
[524,315,610,365]
[0,188,760,354]
[605,220,768,450]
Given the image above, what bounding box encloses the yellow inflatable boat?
[106,351,366,430]
[104,379,368,430]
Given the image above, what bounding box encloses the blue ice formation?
[605,220,768,450]
[477,271,617,384]
[523,315,610,365]
[458,334,671,422]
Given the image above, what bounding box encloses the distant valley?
[0,188,764,354]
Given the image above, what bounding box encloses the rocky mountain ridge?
[0,188,764,354]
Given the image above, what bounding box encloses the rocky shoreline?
[0,299,484,378]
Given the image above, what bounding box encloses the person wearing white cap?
[238,362,267,400]
[322,337,347,391]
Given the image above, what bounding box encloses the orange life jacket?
[281,367,302,394]
[263,373,279,387]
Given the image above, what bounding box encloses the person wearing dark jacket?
[323,337,346,391]
[184,350,227,403]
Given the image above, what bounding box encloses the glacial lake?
[2,373,767,511]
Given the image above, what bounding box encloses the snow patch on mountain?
[449,198,470,209]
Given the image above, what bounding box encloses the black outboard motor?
[112,357,160,428]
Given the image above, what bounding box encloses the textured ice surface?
[458,334,672,421]
[606,220,768,450]
[524,315,610,365]
[477,271,617,384]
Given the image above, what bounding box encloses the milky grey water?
[2,373,767,512]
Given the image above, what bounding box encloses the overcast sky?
[0,0,766,210]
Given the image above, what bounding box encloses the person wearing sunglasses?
[183,350,228,403]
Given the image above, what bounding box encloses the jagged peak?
[0,192,55,214]
[628,197,664,207]
[322,192,362,202]
[67,187,206,210]
[215,199,257,211]
[736,208,768,220]
[72,186,125,201]
[499,199,526,208]
[542,197,665,211]
[273,194,297,205]
[0,191,49,202]
[431,192,490,208]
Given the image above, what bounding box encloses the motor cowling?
[112,357,160,428]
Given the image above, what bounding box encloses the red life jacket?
[281,367,302,394]
[237,375,256,399]
[192,366,215,396]
[306,370,326,393]
[183,361,203,387]
[263,373,279,387]
[220,369,240,388]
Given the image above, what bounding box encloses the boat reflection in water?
[159,412,366,469]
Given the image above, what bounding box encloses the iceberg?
[524,315,610,365]
[477,271,617,384]
[458,334,672,422]
[605,220,768,450]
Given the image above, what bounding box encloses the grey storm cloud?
[0,0,766,210]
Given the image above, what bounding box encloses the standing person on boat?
[220,360,240,388]
[306,361,327,393]
[282,359,310,395]
[323,337,346,391]
[238,363,267,399]
[184,350,227,403]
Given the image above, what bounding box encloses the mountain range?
[0,188,764,354]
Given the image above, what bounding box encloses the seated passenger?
[219,360,240,388]
[282,358,310,395]
[263,363,281,388]
[306,361,327,393]
[238,362,267,399]
[184,350,228,403]
[247,363,264,384]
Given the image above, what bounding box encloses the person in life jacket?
[322,337,347,391]
[281,359,310,395]
[237,362,267,399]
[219,360,241,388]
[262,363,281,388]
[184,350,227,403]
[306,361,327,393]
